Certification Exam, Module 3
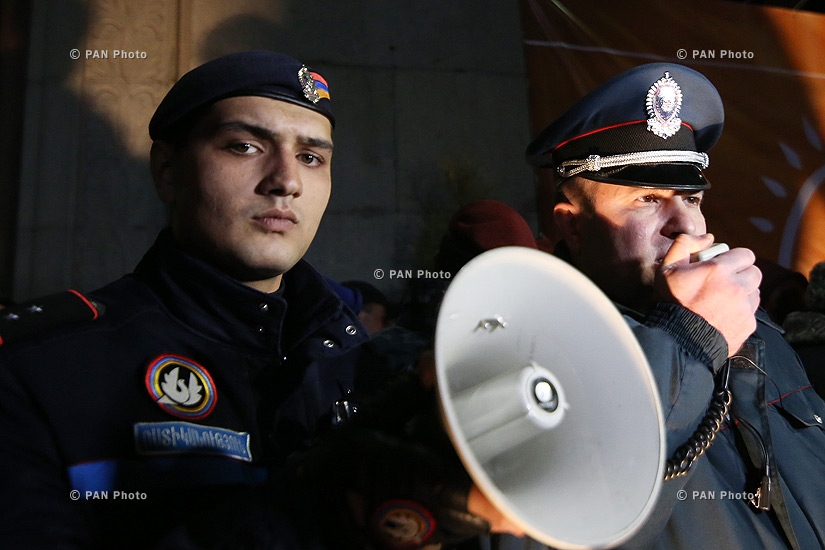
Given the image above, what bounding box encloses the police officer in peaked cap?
[520,63,825,549]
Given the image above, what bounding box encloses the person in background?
[432,199,538,277]
[783,261,825,398]
[755,257,808,326]
[342,280,393,335]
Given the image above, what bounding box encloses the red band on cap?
[554,119,695,152]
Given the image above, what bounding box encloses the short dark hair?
[556,176,595,214]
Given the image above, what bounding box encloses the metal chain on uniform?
[556,150,710,178]
[663,360,732,481]
[725,352,773,511]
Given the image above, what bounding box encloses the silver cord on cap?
[556,150,709,178]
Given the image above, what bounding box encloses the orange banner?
[520,0,825,279]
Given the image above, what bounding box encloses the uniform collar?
[133,229,362,355]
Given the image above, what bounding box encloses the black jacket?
[0,230,382,549]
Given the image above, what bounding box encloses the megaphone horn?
[434,247,665,549]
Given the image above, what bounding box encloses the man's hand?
[655,234,761,356]
[467,485,525,537]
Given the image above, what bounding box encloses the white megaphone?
[435,247,665,549]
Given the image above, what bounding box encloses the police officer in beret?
[525,63,825,548]
[0,51,502,549]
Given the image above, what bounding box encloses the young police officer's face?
[155,96,333,293]
[557,180,706,310]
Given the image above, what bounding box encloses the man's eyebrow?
[212,120,333,151]
[302,135,334,152]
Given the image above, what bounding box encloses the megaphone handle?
[663,360,732,481]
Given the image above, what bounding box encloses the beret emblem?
[298,66,320,104]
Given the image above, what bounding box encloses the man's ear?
[150,141,177,205]
[553,200,582,254]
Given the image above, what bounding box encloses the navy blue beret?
[526,63,724,190]
[149,50,334,140]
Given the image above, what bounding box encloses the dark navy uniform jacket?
[620,305,825,549]
[0,229,382,549]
